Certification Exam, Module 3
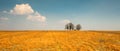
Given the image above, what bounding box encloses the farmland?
[0,30,120,51]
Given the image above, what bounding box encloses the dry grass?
[0,30,120,51]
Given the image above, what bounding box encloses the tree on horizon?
[76,24,81,30]
[65,23,74,30]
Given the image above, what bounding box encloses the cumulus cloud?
[27,12,46,22]
[10,4,34,15]
[0,17,9,21]
[7,3,46,22]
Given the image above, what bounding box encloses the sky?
[0,0,120,30]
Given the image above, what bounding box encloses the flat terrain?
[0,30,120,51]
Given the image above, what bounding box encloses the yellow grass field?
[0,30,120,51]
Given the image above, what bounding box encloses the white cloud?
[60,19,71,24]
[0,17,9,21]
[3,11,7,13]
[10,4,34,15]
[58,19,71,26]
[27,12,46,22]
[9,3,46,22]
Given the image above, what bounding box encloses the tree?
[69,23,74,30]
[65,23,74,30]
[76,24,81,30]
[65,24,68,30]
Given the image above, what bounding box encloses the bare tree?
[76,24,81,30]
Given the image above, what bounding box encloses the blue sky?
[0,0,120,30]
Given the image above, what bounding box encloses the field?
[0,30,120,51]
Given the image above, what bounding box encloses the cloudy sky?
[0,0,120,30]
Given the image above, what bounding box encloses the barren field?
[0,30,120,51]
